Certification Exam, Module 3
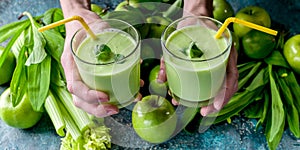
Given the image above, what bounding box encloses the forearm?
[183,0,213,17]
[60,0,91,18]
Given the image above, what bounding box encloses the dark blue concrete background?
[0,0,300,149]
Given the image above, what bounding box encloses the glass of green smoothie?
[71,19,141,108]
[161,16,232,107]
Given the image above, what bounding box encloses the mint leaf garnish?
[94,44,126,63]
[114,54,125,63]
[94,44,114,62]
[182,42,204,58]
[188,42,203,58]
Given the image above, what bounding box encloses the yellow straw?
[38,15,97,40]
[215,17,278,39]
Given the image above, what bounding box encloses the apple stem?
[248,10,254,15]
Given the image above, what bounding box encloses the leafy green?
[0,18,31,43]
[27,55,51,111]
[264,50,290,68]
[266,65,285,150]
[10,46,28,106]
[42,8,65,37]
[23,12,47,66]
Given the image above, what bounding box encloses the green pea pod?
[276,69,300,138]
[27,55,51,112]
[266,65,285,150]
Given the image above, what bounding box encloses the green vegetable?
[185,42,204,58]
[265,65,285,150]
[43,8,65,37]
[44,91,65,137]
[0,9,112,149]
[275,68,300,138]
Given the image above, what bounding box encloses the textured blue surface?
[0,0,300,149]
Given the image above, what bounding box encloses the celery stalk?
[53,86,92,132]
[57,99,82,142]
[44,91,66,136]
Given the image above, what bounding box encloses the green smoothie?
[75,29,140,107]
[163,25,231,105]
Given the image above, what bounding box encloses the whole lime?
[132,95,177,143]
[0,46,16,85]
[0,88,43,129]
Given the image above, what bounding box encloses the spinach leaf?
[266,65,285,150]
[264,50,290,68]
[0,19,31,43]
[11,46,28,107]
[27,55,51,112]
[43,8,65,37]
[23,12,47,66]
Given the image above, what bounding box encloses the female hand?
[60,4,119,118]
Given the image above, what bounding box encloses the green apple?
[146,15,172,38]
[0,88,43,129]
[283,34,300,74]
[91,4,107,17]
[242,29,276,59]
[232,31,240,54]
[132,95,177,143]
[213,0,234,22]
[233,6,271,38]
[148,65,168,97]
[141,41,156,59]
[0,46,16,85]
[115,1,136,11]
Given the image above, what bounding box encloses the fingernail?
[214,102,223,111]
[98,98,109,103]
[107,110,118,115]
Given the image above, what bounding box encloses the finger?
[134,93,143,102]
[69,80,109,103]
[157,57,167,82]
[61,50,109,103]
[203,47,239,115]
[140,79,144,87]
[171,98,179,106]
[200,104,218,116]
[73,95,119,118]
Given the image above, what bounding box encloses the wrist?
[183,0,213,17]
[60,0,91,18]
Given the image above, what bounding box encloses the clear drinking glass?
[71,19,141,108]
[161,16,232,107]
